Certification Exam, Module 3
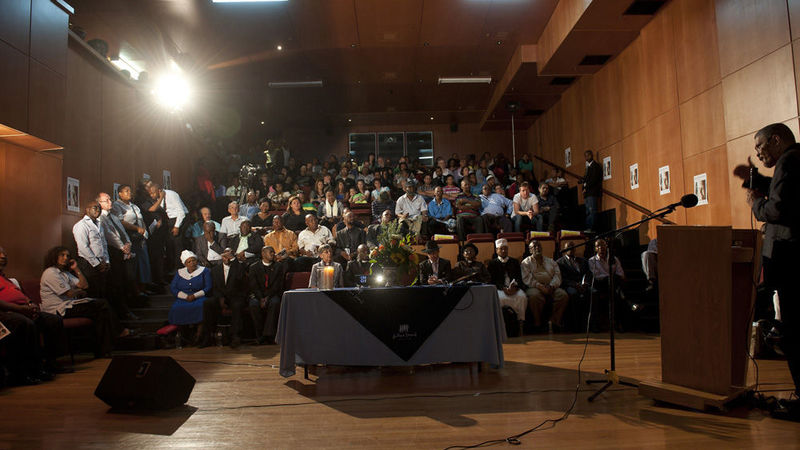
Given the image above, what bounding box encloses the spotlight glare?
[277,45,283,51]
[375,274,384,283]
[153,72,191,111]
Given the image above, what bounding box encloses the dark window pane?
[349,133,376,162]
[377,132,404,164]
[406,131,433,166]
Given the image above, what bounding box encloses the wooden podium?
[638,226,761,410]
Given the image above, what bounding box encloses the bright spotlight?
[375,274,385,284]
[152,72,191,111]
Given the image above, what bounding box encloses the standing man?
[97,192,137,319]
[72,201,110,299]
[580,150,602,232]
[735,123,800,420]
[157,183,189,270]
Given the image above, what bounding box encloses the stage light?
[152,71,191,111]
[438,77,492,84]
[212,0,288,3]
[260,121,265,125]
[276,45,283,51]
[110,55,141,80]
[375,274,385,284]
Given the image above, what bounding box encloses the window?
[406,132,434,167]
[378,132,405,163]
[347,131,434,166]
[348,133,376,162]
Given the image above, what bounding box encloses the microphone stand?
[563,205,679,401]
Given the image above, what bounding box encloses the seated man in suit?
[451,242,490,283]
[366,210,408,249]
[487,239,527,327]
[222,219,263,267]
[308,244,344,288]
[248,246,287,345]
[522,240,569,331]
[418,241,451,285]
[194,221,225,267]
[556,241,592,332]
[345,244,372,287]
[202,248,247,348]
[588,239,626,332]
[335,210,366,265]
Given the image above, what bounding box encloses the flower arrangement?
[369,221,420,285]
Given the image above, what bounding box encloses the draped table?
[276,285,506,377]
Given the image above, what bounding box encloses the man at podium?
[735,122,800,420]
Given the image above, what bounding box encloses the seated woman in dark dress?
[250,198,274,231]
[282,196,307,233]
[169,250,213,345]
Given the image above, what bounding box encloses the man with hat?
[487,239,527,326]
[521,240,569,331]
[451,242,490,283]
[419,241,452,285]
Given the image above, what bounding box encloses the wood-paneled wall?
[527,0,800,236]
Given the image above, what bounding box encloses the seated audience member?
[347,186,366,205]
[588,239,626,331]
[418,241,452,285]
[311,180,327,204]
[480,183,513,234]
[641,239,658,290]
[0,246,66,384]
[220,201,247,239]
[296,214,335,271]
[534,183,559,232]
[517,153,535,183]
[353,180,371,202]
[194,221,225,267]
[40,246,120,357]
[418,174,437,201]
[226,176,243,200]
[241,191,260,220]
[249,199,274,230]
[512,182,540,233]
[521,240,569,331]
[113,184,153,290]
[223,219,263,266]
[395,182,429,239]
[185,207,221,239]
[487,239,528,325]
[268,182,291,207]
[371,191,395,223]
[442,175,461,200]
[202,248,247,348]
[332,208,366,233]
[451,243,490,283]
[298,192,317,212]
[356,165,374,185]
[588,239,625,288]
[335,180,349,202]
[296,165,312,186]
[345,244,372,287]
[544,168,569,193]
[254,173,271,199]
[282,196,308,233]
[169,250,213,344]
[427,186,455,235]
[263,215,299,262]
[308,244,344,288]
[455,179,485,241]
[335,211,366,264]
[370,179,389,203]
[318,189,344,229]
[470,174,484,196]
[556,241,592,331]
[367,210,407,249]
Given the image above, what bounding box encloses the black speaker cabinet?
[94,355,195,410]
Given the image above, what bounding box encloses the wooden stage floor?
[1,333,797,449]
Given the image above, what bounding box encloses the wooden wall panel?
[721,44,798,141]
[0,40,30,131]
[640,2,679,122]
[591,61,623,149]
[790,0,800,40]
[673,0,722,102]
[618,38,648,138]
[679,84,726,158]
[621,127,651,208]
[29,0,68,75]
[645,109,687,225]
[28,59,66,146]
[0,0,32,53]
[715,0,791,77]
[683,144,731,226]
[536,0,590,74]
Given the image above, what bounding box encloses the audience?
[556,241,592,331]
[512,182,539,233]
[455,180,484,241]
[344,244,372,287]
[419,241,451,284]
[203,248,247,348]
[451,243,490,283]
[283,196,308,232]
[220,201,247,239]
[169,250,213,344]
[487,239,527,326]
[194,221,225,267]
[521,240,569,331]
[308,244,344,288]
[223,219,263,266]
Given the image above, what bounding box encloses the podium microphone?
[654,194,698,213]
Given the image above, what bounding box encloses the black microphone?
[653,194,698,213]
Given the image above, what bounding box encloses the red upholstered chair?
[432,234,460,266]
[21,280,94,366]
[285,272,311,290]
[466,233,496,264]
[497,232,526,261]
[529,231,557,259]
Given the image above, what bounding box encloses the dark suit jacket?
[210,261,247,303]
[222,233,263,257]
[248,260,287,300]
[193,234,225,267]
[751,144,800,258]
[583,160,603,197]
[452,260,490,283]
[345,259,371,287]
[487,257,525,291]
[418,257,452,283]
[556,255,591,289]
[336,226,366,254]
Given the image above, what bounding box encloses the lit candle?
[323,266,334,290]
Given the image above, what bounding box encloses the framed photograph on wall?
[162,170,172,190]
[66,177,80,212]
[564,147,572,168]
[629,164,639,190]
[603,156,612,180]
[694,173,709,205]
[658,165,671,195]
[142,173,151,181]
[113,183,121,202]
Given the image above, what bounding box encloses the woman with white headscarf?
[168,250,213,337]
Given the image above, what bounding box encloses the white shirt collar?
[178,266,205,280]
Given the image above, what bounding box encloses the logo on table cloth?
[393,323,417,340]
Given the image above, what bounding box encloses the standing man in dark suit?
[194,221,225,268]
[556,241,592,331]
[418,241,451,285]
[203,249,247,348]
[345,244,372,287]
[735,122,800,420]
[248,246,287,345]
[580,150,602,232]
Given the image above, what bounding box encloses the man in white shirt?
[512,181,540,233]
[220,201,247,238]
[73,200,110,300]
[147,183,188,272]
[297,214,335,258]
[394,183,429,239]
[521,240,569,331]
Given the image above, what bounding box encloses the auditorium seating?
[497,232,526,260]
[432,234,459,265]
[529,231,557,258]
[466,233,496,263]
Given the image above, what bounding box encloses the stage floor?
[1,333,797,449]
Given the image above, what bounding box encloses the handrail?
[533,154,675,225]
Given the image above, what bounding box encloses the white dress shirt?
[520,255,562,290]
[588,255,625,281]
[395,193,427,219]
[161,189,188,227]
[297,226,335,256]
[73,215,110,267]
[207,240,223,263]
[220,215,247,237]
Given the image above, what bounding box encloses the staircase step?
[128,307,171,321]
[121,318,170,333]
